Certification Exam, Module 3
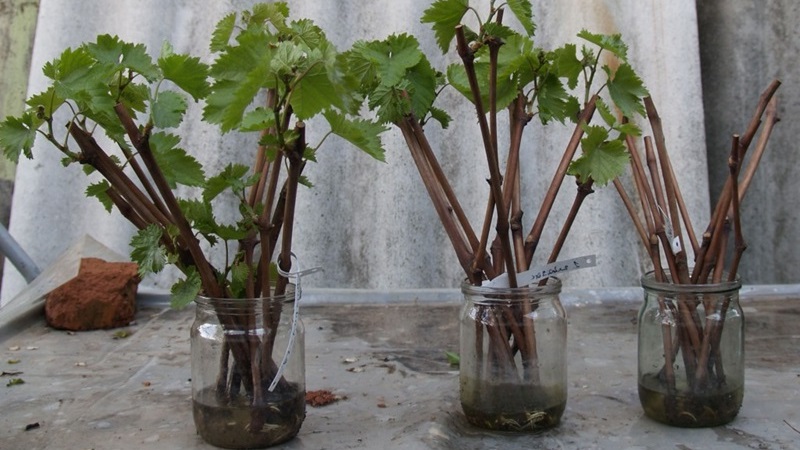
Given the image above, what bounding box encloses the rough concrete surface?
[1,293,798,449]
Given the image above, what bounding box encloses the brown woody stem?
[524,96,597,267]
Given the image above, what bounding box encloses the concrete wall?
[0,0,39,296]
[697,0,799,284]
[0,0,750,302]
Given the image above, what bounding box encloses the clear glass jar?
[191,286,305,448]
[638,270,743,427]
[460,278,567,432]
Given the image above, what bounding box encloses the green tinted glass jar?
[638,270,743,427]
[460,278,567,432]
[191,286,305,448]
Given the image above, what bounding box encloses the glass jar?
[638,270,743,427]
[191,286,305,448]
[460,278,567,432]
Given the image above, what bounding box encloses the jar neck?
[462,277,562,305]
[641,270,741,295]
[194,286,296,314]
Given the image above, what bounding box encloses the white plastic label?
[483,254,597,288]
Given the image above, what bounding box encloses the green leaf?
[85,34,160,81]
[158,52,210,101]
[204,28,274,131]
[210,13,236,52]
[482,23,516,41]
[179,198,218,242]
[246,2,290,33]
[445,351,460,366]
[229,261,251,298]
[130,224,168,276]
[112,330,131,339]
[86,181,114,212]
[170,267,202,309]
[421,0,470,53]
[25,87,65,118]
[578,30,628,61]
[0,113,39,163]
[289,53,341,120]
[362,34,423,87]
[271,41,306,78]
[44,46,94,82]
[368,82,413,124]
[506,0,535,36]
[149,132,205,188]
[339,41,379,95]
[606,63,648,118]
[536,72,573,124]
[6,378,24,387]
[568,125,629,185]
[552,43,582,90]
[427,106,452,129]
[150,91,187,129]
[117,82,149,115]
[290,19,324,49]
[447,60,517,111]
[240,107,276,132]
[596,97,617,128]
[324,110,387,162]
[203,163,252,203]
[205,62,271,132]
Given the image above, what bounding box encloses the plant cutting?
[613,80,780,427]
[0,3,385,447]
[346,0,649,431]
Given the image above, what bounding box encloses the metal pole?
[0,223,41,283]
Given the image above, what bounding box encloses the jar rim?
[194,284,296,306]
[641,269,741,293]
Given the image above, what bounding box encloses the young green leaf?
[130,224,168,276]
[178,198,219,245]
[447,60,517,111]
[246,2,291,33]
[210,13,236,52]
[229,261,251,298]
[149,132,206,188]
[323,110,387,162]
[150,91,187,129]
[170,267,202,309]
[0,113,39,163]
[25,87,65,118]
[289,54,342,120]
[240,107,277,132]
[569,125,629,185]
[606,63,648,119]
[158,52,211,101]
[552,43,582,90]
[117,82,149,115]
[536,72,574,124]
[85,34,159,81]
[290,19,324,49]
[506,0,536,36]
[420,0,470,53]
[578,30,629,61]
[85,181,114,212]
[358,34,424,89]
[427,106,452,129]
[368,82,413,124]
[203,163,252,203]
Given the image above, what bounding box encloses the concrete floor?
[0,289,798,449]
